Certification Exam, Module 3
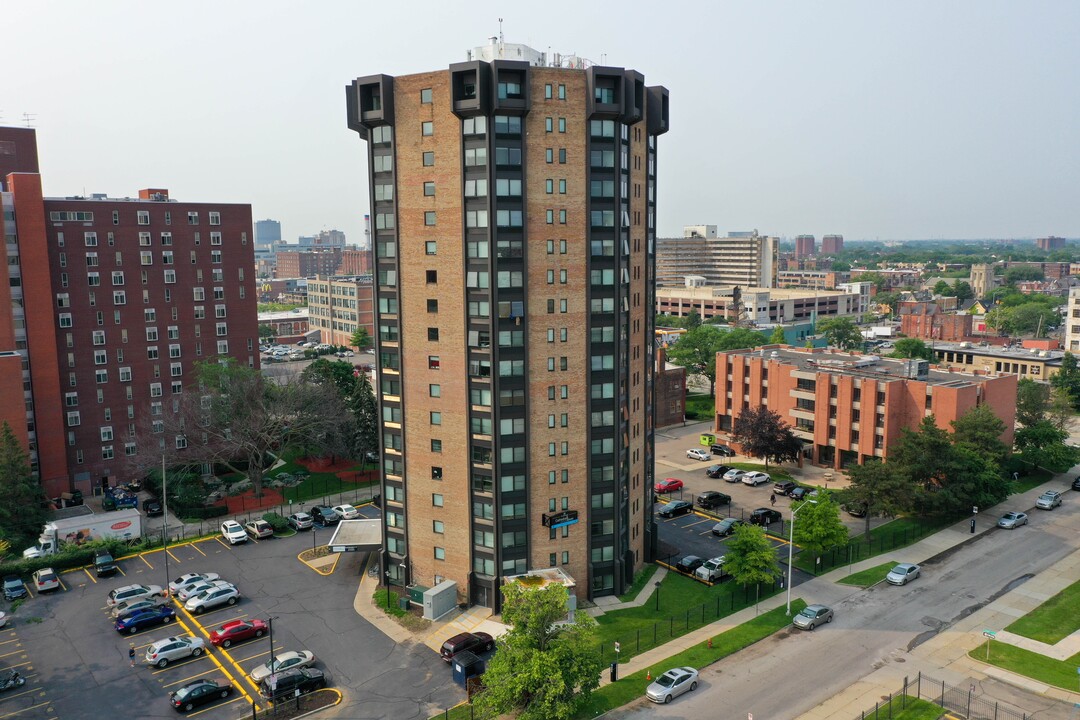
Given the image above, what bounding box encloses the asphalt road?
[608,491,1080,720]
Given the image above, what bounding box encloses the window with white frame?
[216,340,229,354]
[150,383,162,397]
[209,212,221,226]
[100,426,113,441]
[92,330,105,345]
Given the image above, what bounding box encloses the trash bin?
[398,596,410,611]
[452,651,484,687]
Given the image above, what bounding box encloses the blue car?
[114,605,175,635]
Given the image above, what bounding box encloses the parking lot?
[0,517,458,720]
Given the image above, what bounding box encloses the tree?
[952,280,974,300]
[1050,352,1080,410]
[684,309,702,330]
[890,338,934,361]
[1004,266,1044,285]
[950,404,1010,468]
[1015,378,1050,427]
[301,358,360,400]
[350,326,373,349]
[889,416,953,496]
[665,325,724,395]
[349,371,379,464]
[768,325,787,345]
[731,406,801,470]
[791,493,850,564]
[852,272,887,293]
[258,325,276,341]
[724,524,781,610]
[816,317,863,351]
[1014,420,1080,473]
[0,422,47,548]
[1047,387,1076,433]
[926,445,1010,516]
[843,460,915,538]
[715,327,767,352]
[474,583,604,720]
[932,280,952,296]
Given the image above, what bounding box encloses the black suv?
[772,480,797,496]
[705,464,731,479]
[675,555,704,574]
[94,550,118,578]
[144,496,164,517]
[696,491,731,510]
[710,444,736,457]
[310,506,340,527]
[259,668,327,700]
[2,575,27,601]
[749,508,782,526]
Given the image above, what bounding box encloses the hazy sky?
[4,1,1078,244]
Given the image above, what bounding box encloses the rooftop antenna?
[22,112,36,128]
[498,17,504,44]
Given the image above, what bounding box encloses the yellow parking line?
[234,646,274,664]
[0,699,51,719]
[215,538,231,550]
[116,565,127,576]
[0,686,36,702]
[83,568,97,584]
[141,554,154,569]
[683,518,710,528]
[162,668,213,687]
[167,548,182,564]
[0,648,27,659]
[190,543,207,557]
[3,659,32,669]
[0,638,21,646]
[174,609,260,709]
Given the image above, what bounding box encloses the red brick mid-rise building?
[898,301,973,341]
[1,127,257,498]
[275,248,342,278]
[794,234,816,258]
[338,248,373,276]
[713,346,1016,470]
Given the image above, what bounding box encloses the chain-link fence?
[856,672,1030,720]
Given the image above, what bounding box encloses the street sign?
[615,641,620,654]
[983,630,996,639]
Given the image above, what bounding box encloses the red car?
[654,478,684,494]
[210,618,268,648]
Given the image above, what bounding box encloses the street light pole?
[268,616,278,672]
[654,580,661,612]
[786,501,811,616]
[161,455,171,593]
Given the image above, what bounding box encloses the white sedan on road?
[742,472,771,486]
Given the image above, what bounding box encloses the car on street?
[675,555,704,574]
[773,480,797,495]
[711,518,745,537]
[258,667,327,700]
[250,650,317,683]
[654,478,684,494]
[710,444,736,457]
[332,504,360,520]
[749,508,782,526]
[114,598,169,619]
[310,506,341,527]
[705,464,730,479]
[1071,476,1080,491]
[244,519,274,539]
[742,472,771,486]
[144,496,164,517]
[722,469,745,483]
[170,678,234,713]
[185,582,240,613]
[169,573,221,595]
[220,520,248,544]
[32,568,60,593]
[695,556,726,582]
[288,512,314,530]
[115,605,176,634]
[107,583,165,607]
[441,631,495,662]
[695,490,731,510]
[792,604,834,630]
[997,511,1028,529]
[657,500,694,518]
[646,666,699,704]
[210,618,267,647]
[789,486,811,501]
[2,575,27,601]
[145,636,206,668]
[886,563,921,586]
[1036,490,1062,510]
[686,448,710,461]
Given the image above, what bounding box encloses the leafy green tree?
[928,445,1010,516]
[1050,352,1080,410]
[768,325,787,344]
[1004,266,1044,284]
[350,326,373,349]
[950,404,1010,468]
[932,280,952,296]
[842,460,915,538]
[655,313,686,329]
[665,325,749,395]
[852,272,888,293]
[258,325,276,341]
[715,327,768,351]
[952,280,974,300]
[790,493,849,564]
[724,524,782,610]
[1047,387,1076,433]
[301,358,359,399]
[684,309,702,330]
[731,406,801,470]
[816,317,863,351]
[889,416,953,494]
[1014,420,1080,473]
[890,338,934,361]
[349,371,379,464]
[474,583,604,720]
[0,422,47,548]
[1015,378,1050,427]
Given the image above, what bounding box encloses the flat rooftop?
[930,341,1064,364]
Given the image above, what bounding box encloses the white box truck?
[23,508,143,558]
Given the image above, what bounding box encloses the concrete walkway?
[587,567,669,616]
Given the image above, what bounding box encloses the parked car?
[169,572,221,595]
[842,503,868,518]
[332,504,360,520]
[722,469,745,483]
[115,605,176,634]
[32,568,60,593]
[997,511,1028,529]
[710,444,736,457]
[1071,476,1080,491]
[310,506,340,527]
[210,618,267,648]
[654,478,684,494]
[773,480,797,496]
[288,512,314,531]
[107,583,165,607]
[705,464,730,479]
[94,550,119,578]
[742,472,771,486]
[145,636,206,668]
[749,508,782,526]
[695,490,731,510]
[789,487,811,501]
[176,579,230,603]
[144,496,164,517]
[2,575,27,601]
[675,555,704,574]
[695,556,726,582]
[170,678,233,713]
[686,448,710,461]
[440,631,495,662]
[886,563,921,586]
[250,650,317,683]
[657,500,694,518]
[792,604,833,630]
[258,667,326,700]
[220,520,248,545]
[244,520,274,540]
[185,582,240,614]
[711,518,745,537]
[114,597,169,619]
[1036,490,1062,510]
[645,666,699,704]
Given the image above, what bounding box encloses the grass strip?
[837,561,897,588]
[970,641,1080,692]
[1004,577,1080,645]
[618,565,659,602]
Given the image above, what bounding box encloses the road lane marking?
[0,648,28,659]
[175,607,260,709]
[140,555,154,569]
[0,699,51,719]
[683,518,710,528]
[162,669,213,687]
[167,548,182,564]
[83,568,97,584]
[190,543,207,557]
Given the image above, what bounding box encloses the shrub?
[262,512,289,533]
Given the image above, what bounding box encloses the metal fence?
[856,672,1029,720]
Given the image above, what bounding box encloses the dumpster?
[398,596,410,611]
[699,433,716,446]
[452,651,484,687]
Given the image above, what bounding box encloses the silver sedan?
[646,666,699,704]
[997,511,1028,529]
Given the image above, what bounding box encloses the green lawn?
[1008,465,1054,493]
[684,394,715,421]
[971,641,1080,692]
[886,698,951,720]
[266,454,377,504]
[796,514,957,574]
[837,561,896,588]
[618,565,659,602]
[1005,577,1080,644]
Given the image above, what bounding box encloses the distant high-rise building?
[1036,236,1065,252]
[346,41,669,607]
[794,234,816,258]
[254,219,281,267]
[1065,288,1080,353]
[298,229,347,249]
[968,263,1000,299]
[820,234,844,254]
[275,248,342,278]
[656,232,778,288]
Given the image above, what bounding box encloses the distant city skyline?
[3,1,1077,243]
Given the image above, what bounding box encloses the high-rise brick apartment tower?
[794,234,816,258]
[346,41,669,608]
